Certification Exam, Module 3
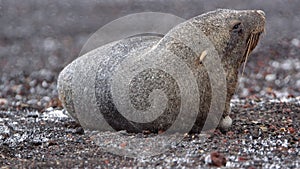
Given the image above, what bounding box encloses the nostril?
[256,10,265,17]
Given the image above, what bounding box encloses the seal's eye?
[230,20,243,34]
[233,23,241,30]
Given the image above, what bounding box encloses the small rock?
[74,127,85,135]
[288,127,295,134]
[281,60,293,70]
[42,80,48,88]
[265,74,276,81]
[271,61,280,68]
[120,142,127,148]
[44,37,58,51]
[142,130,151,135]
[280,128,286,132]
[27,111,39,118]
[296,80,300,88]
[205,151,227,167]
[291,38,300,47]
[238,156,248,162]
[260,126,268,132]
[27,99,38,105]
[0,98,8,105]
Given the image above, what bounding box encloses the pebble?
[205,152,227,167]
[281,60,293,70]
[265,74,276,81]
[43,37,58,51]
[0,98,8,105]
[291,38,300,47]
[42,80,48,88]
[26,111,39,118]
[296,80,300,87]
[27,99,38,105]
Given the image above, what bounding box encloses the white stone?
[291,38,300,47]
[265,74,276,81]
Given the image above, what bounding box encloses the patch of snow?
[42,109,69,120]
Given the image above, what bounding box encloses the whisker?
[235,32,262,97]
[241,34,253,77]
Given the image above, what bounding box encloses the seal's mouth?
[240,31,263,76]
[244,31,262,59]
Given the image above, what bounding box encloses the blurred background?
[0,0,300,98]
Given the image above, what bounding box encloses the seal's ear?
[230,20,243,34]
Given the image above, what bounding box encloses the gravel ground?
[0,94,299,168]
[1,0,300,168]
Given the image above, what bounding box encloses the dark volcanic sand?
[1,0,300,168]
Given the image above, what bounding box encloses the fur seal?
[57,9,265,133]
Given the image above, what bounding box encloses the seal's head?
[193,9,265,68]
[190,9,265,131]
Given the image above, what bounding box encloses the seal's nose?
[256,10,265,18]
[253,10,266,33]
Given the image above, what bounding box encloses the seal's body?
[58,9,265,133]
